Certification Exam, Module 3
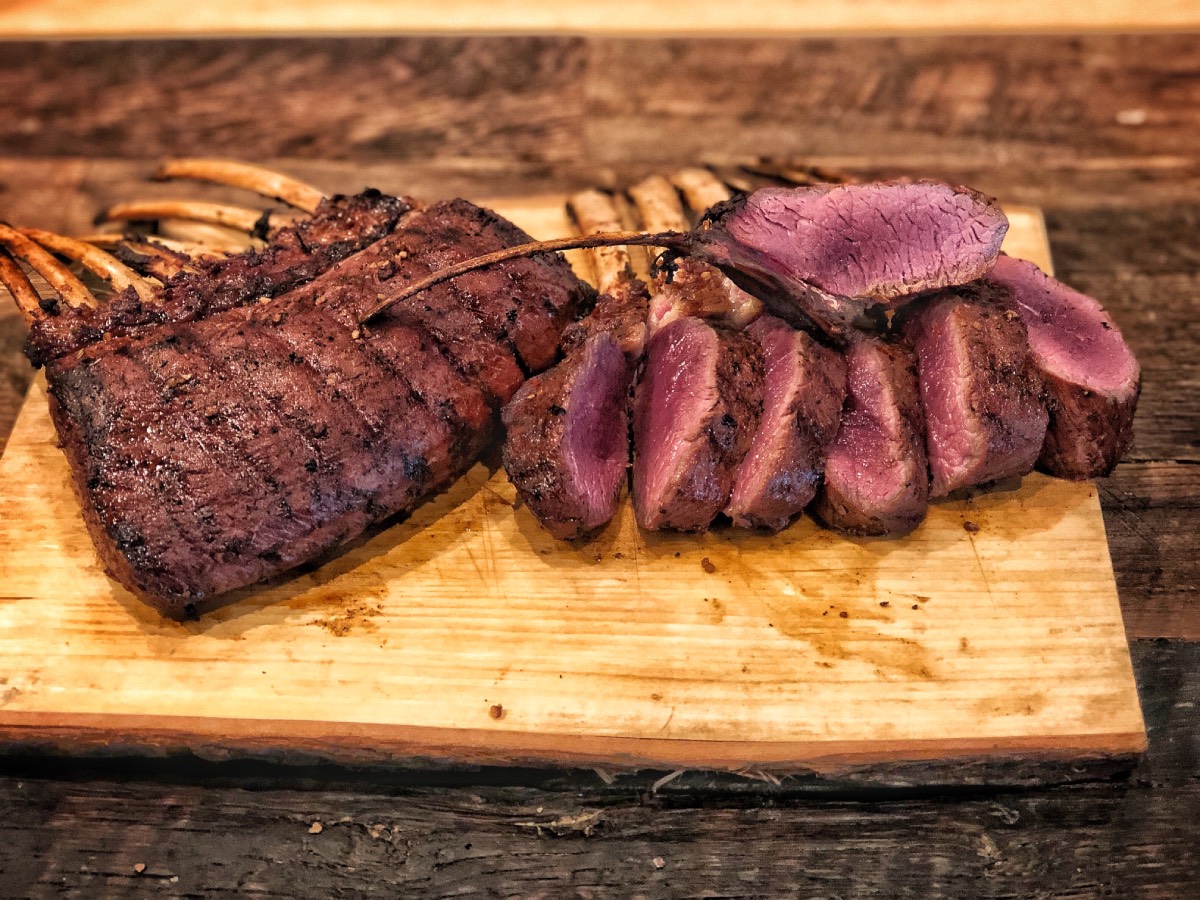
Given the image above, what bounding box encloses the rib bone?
[0,223,97,309]
[0,247,46,324]
[97,200,275,236]
[628,175,689,234]
[361,231,681,324]
[22,227,157,303]
[566,189,633,294]
[671,168,735,217]
[154,158,326,213]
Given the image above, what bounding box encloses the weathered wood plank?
[0,35,1198,187]
[2,0,1199,38]
[0,38,587,163]
[0,640,1193,898]
[584,36,1200,166]
[1100,462,1200,640]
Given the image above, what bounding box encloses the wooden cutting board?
[0,198,1145,777]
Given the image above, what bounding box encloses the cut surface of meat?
[503,333,631,540]
[633,317,763,531]
[505,273,648,540]
[39,195,592,618]
[690,180,1008,335]
[813,336,929,536]
[726,315,847,531]
[986,254,1141,479]
[902,281,1048,497]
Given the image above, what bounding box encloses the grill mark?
[319,301,492,463]
[60,343,256,593]
[189,312,373,517]
[45,356,199,594]
[131,335,302,585]
[172,327,334,559]
[257,300,447,517]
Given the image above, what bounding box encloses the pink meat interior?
[562,335,629,531]
[633,318,719,516]
[907,300,977,494]
[991,254,1138,393]
[824,342,905,506]
[728,316,799,508]
[726,182,1006,301]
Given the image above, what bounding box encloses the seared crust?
[43,195,593,617]
[26,191,411,367]
[813,338,929,536]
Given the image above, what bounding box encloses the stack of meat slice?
[500,169,1141,543]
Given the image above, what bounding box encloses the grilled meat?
[726,315,847,531]
[632,317,763,531]
[37,195,592,617]
[503,275,649,540]
[813,336,930,536]
[901,281,1048,497]
[986,254,1140,479]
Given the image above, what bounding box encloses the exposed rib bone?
[566,189,633,294]
[629,175,689,234]
[0,223,97,309]
[156,222,256,255]
[154,158,326,214]
[113,240,202,281]
[0,247,45,324]
[740,160,855,186]
[361,230,684,324]
[98,200,274,236]
[21,228,157,303]
[139,236,228,259]
[78,233,226,260]
[671,167,735,217]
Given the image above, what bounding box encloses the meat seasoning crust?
[35,194,593,619]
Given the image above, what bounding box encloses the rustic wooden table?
[0,28,1197,897]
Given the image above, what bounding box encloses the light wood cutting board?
[0,197,1146,777]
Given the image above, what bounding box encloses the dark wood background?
[0,33,1197,897]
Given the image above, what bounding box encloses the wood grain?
[0,29,1196,898]
[0,639,1192,898]
[0,0,1198,38]
[0,199,1145,773]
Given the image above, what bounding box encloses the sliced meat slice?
[813,336,929,536]
[986,254,1141,479]
[901,281,1048,497]
[632,318,763,531]
[691,180,1008,335]
[503,333,632,540]
[726,315,847,531]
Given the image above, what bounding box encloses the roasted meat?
[726,315,847,531]
[901,281,1048,497]
[632,317,763,531]
[986,254,1140,478]
[813,336,930,536]
[14,192,592,618]
[503,275,649,540]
